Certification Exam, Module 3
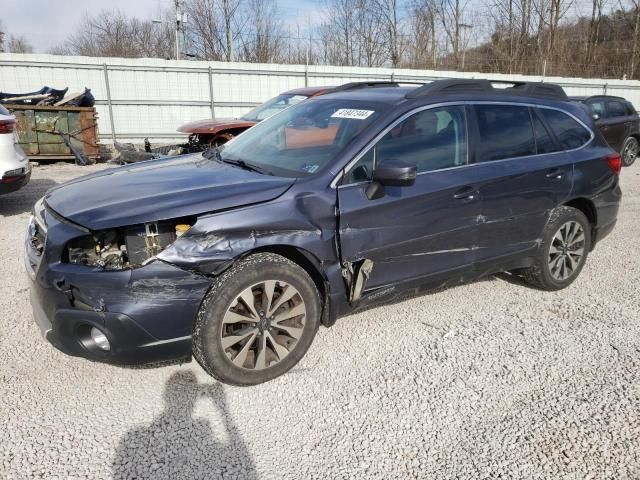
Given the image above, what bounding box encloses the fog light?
[90,327,111,351]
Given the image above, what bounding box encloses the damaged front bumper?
[25,208,212,365]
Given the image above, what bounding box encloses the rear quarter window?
[538,108,591,150]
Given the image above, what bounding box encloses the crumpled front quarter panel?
[158,187,340,278]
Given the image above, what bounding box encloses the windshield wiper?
[203,148,272,175]
[221,157,273,175]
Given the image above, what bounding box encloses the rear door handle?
[453,186,477,201]
[546,168,565,180]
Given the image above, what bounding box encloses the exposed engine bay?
[67,219,193,270]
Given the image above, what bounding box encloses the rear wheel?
[522,206,591,291]
[622,136,639,166]
[193,253,321,386]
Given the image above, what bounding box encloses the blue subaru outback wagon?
[26,79,622,385]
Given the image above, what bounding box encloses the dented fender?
[157,188,347,295]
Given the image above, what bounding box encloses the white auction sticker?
[331,108,375,120]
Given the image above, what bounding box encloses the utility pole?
[459,23,473,71]
[175,0,184,60]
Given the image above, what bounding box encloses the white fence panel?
[2,53,640,144]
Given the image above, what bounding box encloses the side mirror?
[373,160,417,187]
[592,113,600,121]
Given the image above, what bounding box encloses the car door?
[469,104,575,265]
[600,99,629,151]
[337,105,481,292]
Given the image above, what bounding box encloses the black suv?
[27,79,622,385]
[571,95,640,166]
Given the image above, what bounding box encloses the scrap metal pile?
[0,86,95,107]
[1,86,100,163]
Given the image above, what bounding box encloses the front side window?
[222,98,388,177]
[474,104,536,162]
[538,108,591,150]
[343,105,467,184]
[587,99,606,117]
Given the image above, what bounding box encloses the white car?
[0,105,30,195]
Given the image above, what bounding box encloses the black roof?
[570,94,630,102]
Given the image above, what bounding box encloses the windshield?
[240,94,309,122]
[221,98,388,177]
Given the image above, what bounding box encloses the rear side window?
[625,102,636,116]
[538,108,591,150]
[607,100,626,118]
[475,105,535,161]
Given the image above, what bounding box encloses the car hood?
[177,118,257,134]
[45,154,295,230]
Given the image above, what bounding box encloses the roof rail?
[405,79,493,98]
[503,81,568,100]
[330,81,423,93]
[405,78,568,101]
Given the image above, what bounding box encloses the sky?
[1,0,324,53]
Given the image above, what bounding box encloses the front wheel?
[193,253,321,386]
[521,206,591,291]
[622,136,639,166]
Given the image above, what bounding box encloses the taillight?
[0,119,15,134]
[605,152,622,175]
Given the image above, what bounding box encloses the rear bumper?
[591,181,622,248]
[0,170,30,194]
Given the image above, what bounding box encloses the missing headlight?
[66,219,194,270]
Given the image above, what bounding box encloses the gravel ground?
[1,161,640,479]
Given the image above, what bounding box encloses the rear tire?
[193,253,321,386]
[622,136,639,166]
[521,206,591,291]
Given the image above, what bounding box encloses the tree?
[185,0,244,61]
[239,0,284,63]
[6,35,34,54]
[373,0,405,67]
[51,10,174,58]
[408,0,439,68]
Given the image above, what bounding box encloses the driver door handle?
[453,186,477,201]
[546,168,565,180]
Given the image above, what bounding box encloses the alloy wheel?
[623,138,639,165]
[548,220,585,281]
[220,280,306,370]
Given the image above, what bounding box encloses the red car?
[178,86,333,148]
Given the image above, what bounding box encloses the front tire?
[622,136,639,166]
[522,206,591,291]
[193,253,321,386]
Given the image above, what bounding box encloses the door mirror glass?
[373,160,416,187]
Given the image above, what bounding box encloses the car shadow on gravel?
[0,178,58,216]
[112,371,257,480]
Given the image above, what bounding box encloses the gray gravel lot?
[1,161,640,479]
